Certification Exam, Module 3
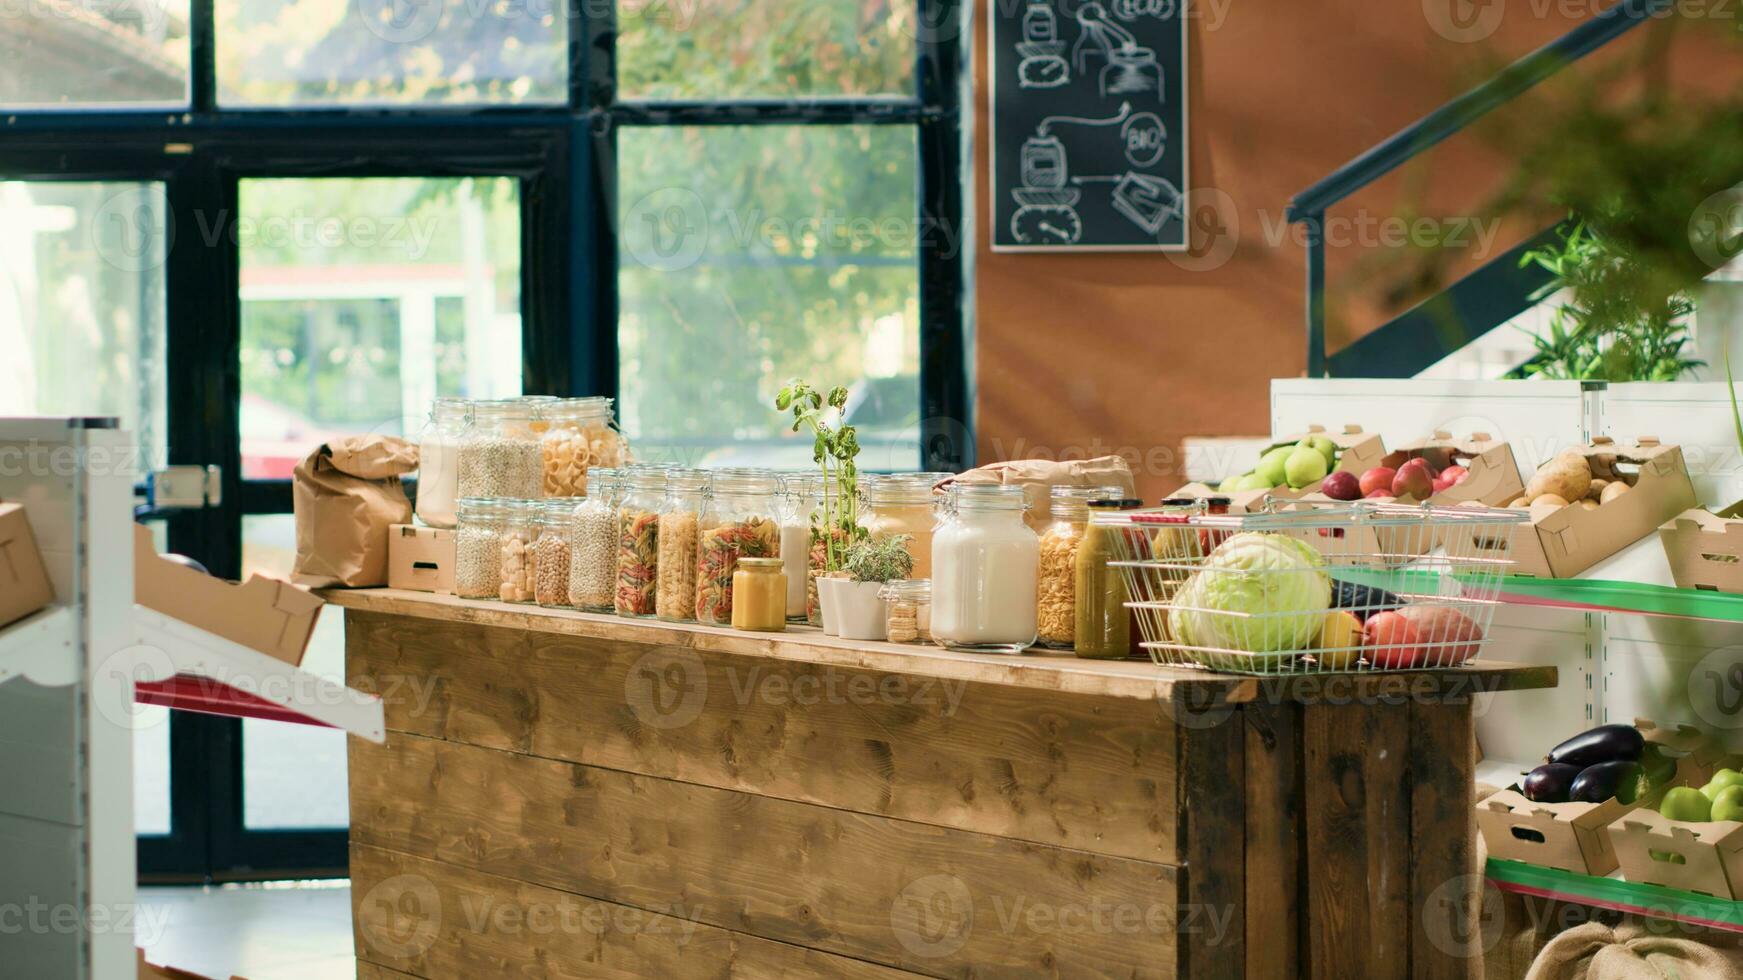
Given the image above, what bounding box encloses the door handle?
[147,465,223,510]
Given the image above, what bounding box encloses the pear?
[1284,446,1329,489]
[1256,446,1293,487]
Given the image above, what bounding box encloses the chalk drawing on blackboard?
[1072,3,1165,101]
[1016,2,1070,89]
[1111,0,1177,20]
[1071,172,1184,234]
[1120,111,1166,167]
[1008,104,1138,245]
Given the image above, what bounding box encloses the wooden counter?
[328,588,1556,979]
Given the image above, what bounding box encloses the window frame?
[1,0,969,880]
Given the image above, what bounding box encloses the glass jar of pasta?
[496,499,539,603]
[458,399,543,500]
[567,467,619,611]
[455,497,509,599]
[540,396,629,498]
[614,466,666,617]
[414,396,469,529]
[696,469,782,626]
[861,474,940,578]
[654,469,708,622]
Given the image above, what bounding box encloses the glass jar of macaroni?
[696,469,782,626]
[539,396,629,498]
[614,466,666,617]
[654,469,708,622]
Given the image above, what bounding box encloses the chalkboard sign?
[989,0,1189,251]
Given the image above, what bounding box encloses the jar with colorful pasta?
[567,467,620,611]
[614,466,666,617]
[696,469,782,626]
[655,468,708,622]
[540,396,630,498]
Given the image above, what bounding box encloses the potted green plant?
[836,535,915,640]
[776,380,868,633]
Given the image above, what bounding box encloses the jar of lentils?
[567,467,619,611]
[696,469,782,626]
[455,497,509,599]
[458,399,543,500]
[533,499,574,607]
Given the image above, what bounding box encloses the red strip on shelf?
[135,674,340,730]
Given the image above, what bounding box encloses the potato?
[1526,456,1592,503]
[1507,496,1531,509]
[1530,494,1570,523]
[1600,480,1630,504]
[1579,499,1599,511]
[1587,478,1608,501]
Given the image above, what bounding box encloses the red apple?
[1358,467,1396,497]
[1364,611,1425,669]
[1320,470,1362,501]
[1432,474,1455,494]
[1392,458,1435,500]
[1364,490,1395,500]
[1439,464,1468,486]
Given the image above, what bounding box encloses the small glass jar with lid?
[568,467,620,611]
[497,499,539,602]
[539,396,630,498]
[1036,485,1127,649]
[730,557,787,632]
[414,396,469,529]
[458,399,543,500]
[931,484,1040,653]
[1075,498,1144,659]
[696,469,782,626]
[861,474,941,579]
[614,466,667,617]
[455,497,510,599]
[533,500,574,607]
[778,475,821,624]
[880,579,932,644]
[654,468,708,622]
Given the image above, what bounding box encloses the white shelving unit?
[0,605,77,687]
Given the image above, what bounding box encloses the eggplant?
[1639,742,1678,789]
[1522,763,1584,804]
[1568,760,1646,805]
[1331,581,1403,620]
[1546,724,1644,768]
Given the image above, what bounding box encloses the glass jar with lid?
[1036,486,1127,649]
[533,500,574,607]
[458,399,543,500]
[696,468,782,626]
[614,466,666,617]
[455,497,510,599]
[1076,498,1144,659]
[654,468,707,622]
[497,499,539,602]
[414,396,469,529]
[730,557,787,632]
[880,579,932,644]
[861,474,941,578]
[931,484,1039,653]
[568,467,620,611]
[778,474,821,624]
[539,396,630,498]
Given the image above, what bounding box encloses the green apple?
[1235,472,1273,492]
[1217,474,1244,493]
[1256,447,1293,487]
[1701,768,1743,801]
[1299,434,1338,470]
[1713,785,1743,823]
[1284,446,1330,489]
[1660,786,1714,823]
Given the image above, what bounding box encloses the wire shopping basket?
[1095,500,1527,675]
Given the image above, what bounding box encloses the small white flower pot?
[817,576,847,636]
[835,580,889,641]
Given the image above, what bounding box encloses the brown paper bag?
[1525,920,1743,979]
[292,436,419,588]
[941,457,1136,529]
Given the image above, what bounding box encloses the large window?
[0,0,966,880]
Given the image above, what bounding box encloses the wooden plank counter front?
[325,589,1557,980]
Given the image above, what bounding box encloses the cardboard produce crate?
[133,523,323,667]
[387,524,455,593]
[1659,502,1743,594]
[1376,431,1526,508]
[1609,808,1743,900]
[1480,437,1696,579]
[0,501,54,627]
[1168,424,1386,510]
[1475,719,1714,877]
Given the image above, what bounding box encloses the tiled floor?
[137,881,355,980]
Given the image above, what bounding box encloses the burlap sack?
[941,457,1137,529]
[1525,920,1743,979]
[292,435,419,588]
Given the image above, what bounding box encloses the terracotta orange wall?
[969,0,1703,500]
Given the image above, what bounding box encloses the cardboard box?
[388,524,455,593]
[1482,437,1697,579]
[0,502,54,627]
[1378,431,1526,508]
[1658,500,1743,593]
[1167,425,1386,510]
[1475,719,1713,876]
[133,523,323,667]
[1609,808,1743,900]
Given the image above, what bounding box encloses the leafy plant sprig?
[776,379,867,571]
[843,534,914,584]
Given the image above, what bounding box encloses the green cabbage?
[1171,533,1331,655]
